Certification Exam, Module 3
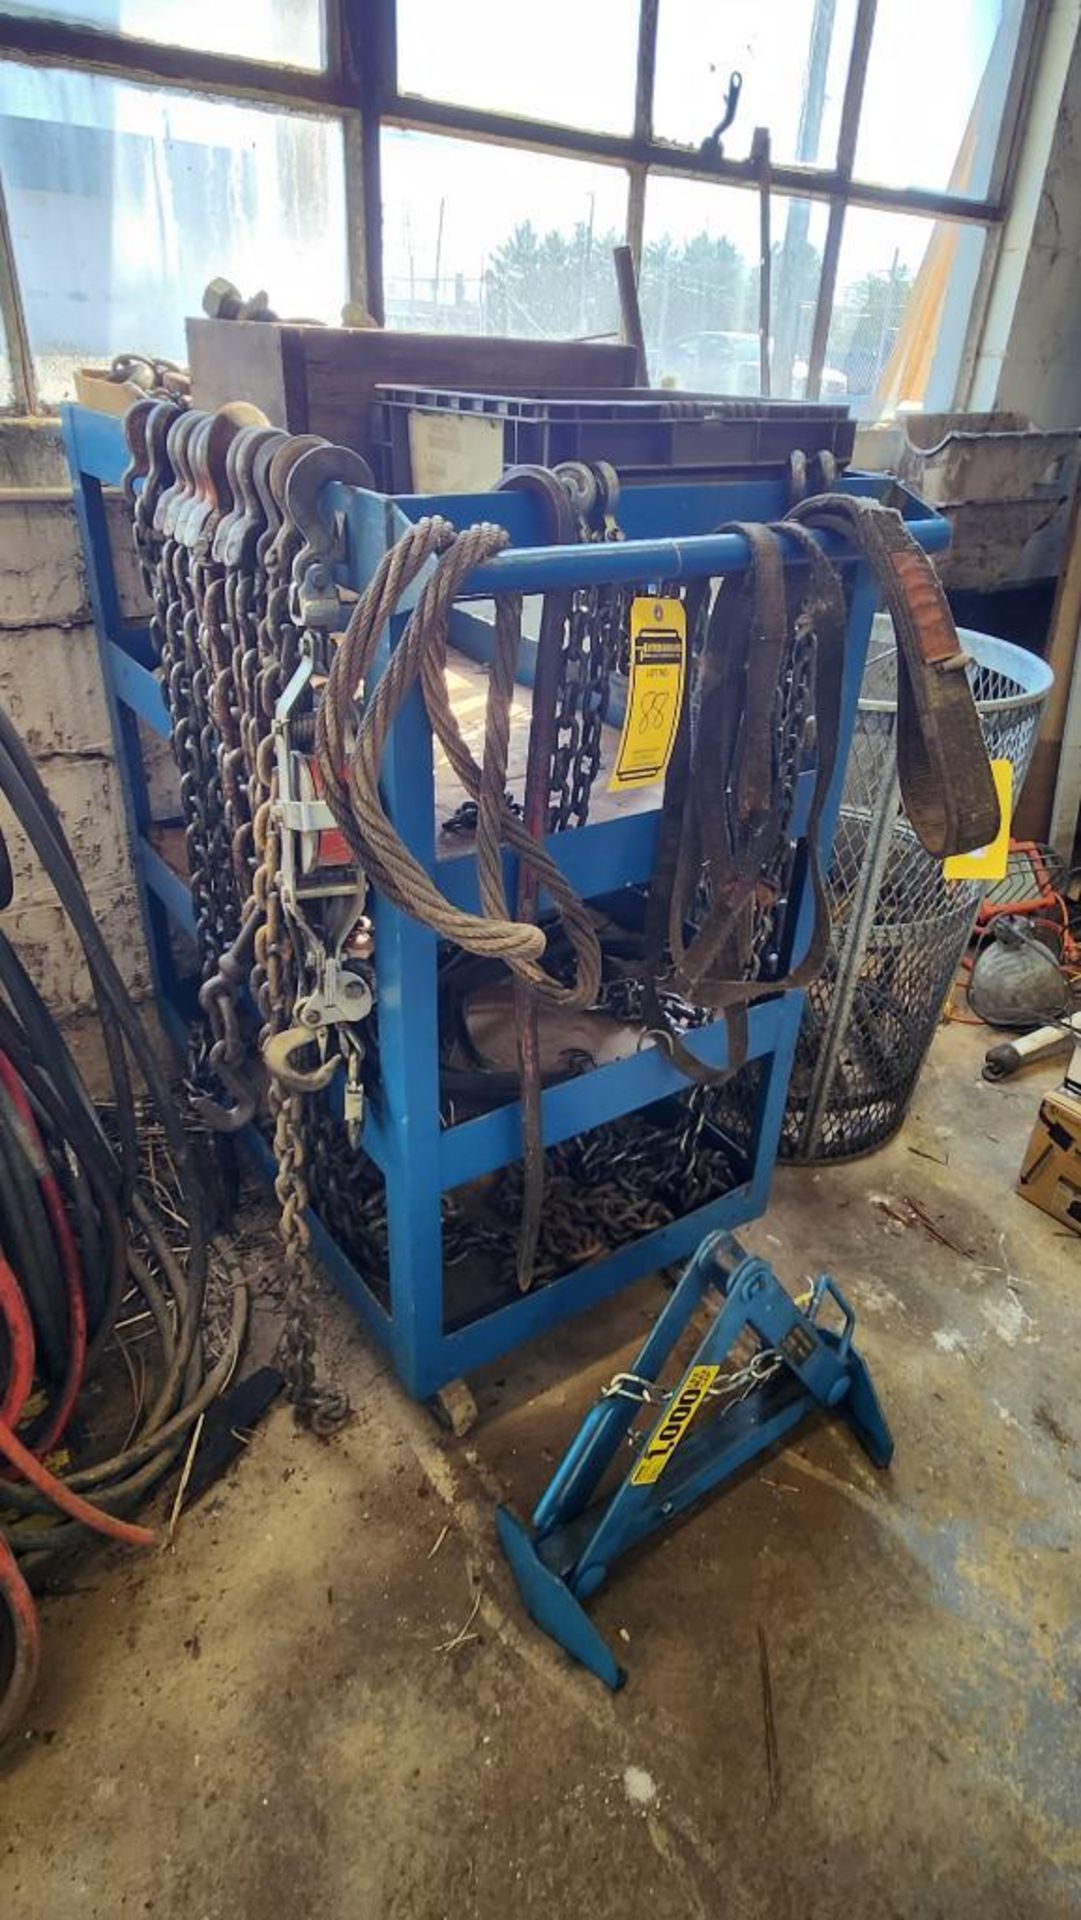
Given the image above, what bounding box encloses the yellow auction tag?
[630,1363,719,1486]
[608,596,686,791]
[943,758,1012,882]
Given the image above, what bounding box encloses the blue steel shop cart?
[61,403,948,1413]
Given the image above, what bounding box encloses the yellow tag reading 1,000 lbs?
[630,1364,719,1486]
[943,757,1012,883]
[608,597,687,792]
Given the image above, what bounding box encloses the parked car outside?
[660,331,849,402]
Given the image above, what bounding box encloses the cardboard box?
[73,367,149,416]
[1017,1085,1081,1234]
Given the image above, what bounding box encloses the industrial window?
[651,0,860,166]
[0,0,327,69]
[0,0,1050,419]
[640,177,831,402]
[854,0,1027,197]
[380,128,628,338]
[395,0,640,136]
[822,206,985,417]
[0,62,348,403]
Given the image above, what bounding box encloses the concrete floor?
[2,1021,1080,1919]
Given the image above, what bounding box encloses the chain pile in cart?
[122,398,999,1386]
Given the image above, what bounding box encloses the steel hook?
[188,1046,258,1133]
[120,397,156,502]
[284,440,375,575]
[698,69,743,162]
[262,1022,340,1096]
[136,401,179,542]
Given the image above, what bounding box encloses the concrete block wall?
[0,417,157,1089]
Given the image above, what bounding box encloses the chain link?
[272,1083,351,1434]
[131,411,351,1430]
[601,1346,785,1412]
[747,618,817,983]
[549,581,628,830]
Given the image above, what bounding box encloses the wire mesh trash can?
[780,618,1053,1161]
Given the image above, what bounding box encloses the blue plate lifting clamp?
[496,1230,893,1688]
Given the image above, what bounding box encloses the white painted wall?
[971,0,1081,424]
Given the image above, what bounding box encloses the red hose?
[0,1527,39,1745]
[0,1250,34,1428]
[0,1051,87,1453]
[0,1415,156,1548]
[0,1059,152,1747]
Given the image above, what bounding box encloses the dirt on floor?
[2,1021,1080,1920]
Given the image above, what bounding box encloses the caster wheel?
[431,1378,478,1438]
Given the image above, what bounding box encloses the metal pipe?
[773,0,836,394]
[613,244,648,383]
[797,770,898,1155]
[457,516,948,596]
[753,128,772,397]
[805,0,877,397]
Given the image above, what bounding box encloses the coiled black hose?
[0,704,247,1739]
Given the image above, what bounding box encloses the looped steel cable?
[317,518,602,1008]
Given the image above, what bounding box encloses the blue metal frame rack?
[62,403,948,1401]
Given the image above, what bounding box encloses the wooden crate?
[186,319,638,476]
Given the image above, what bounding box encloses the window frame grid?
[0,0,1052,414]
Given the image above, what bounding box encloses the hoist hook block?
[496,1229,893,1689]
[137,403,179,533]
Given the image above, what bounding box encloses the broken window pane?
[0,65,347,403]
[854,0,1025,198]
[380,129,628,339]
[653,0,858,168]
[0,0,324,69]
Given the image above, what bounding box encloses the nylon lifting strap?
[786,492,1000,859]
[641,494,998,1088]
[642,521,847,1086]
